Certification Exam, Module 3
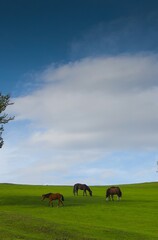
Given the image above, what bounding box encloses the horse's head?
[41,194,46,200]
[89,190,92,196]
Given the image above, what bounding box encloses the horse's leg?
[58,198,62,207]
[108,195,112,201]
[74,188,77,196]
[106,195,111,201]
[83,190,86,196]
[49,199,53,207]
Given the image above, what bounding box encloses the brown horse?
[73,183,92,196]
[42,192,64,207]
[106,186,122,201]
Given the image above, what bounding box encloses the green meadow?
[0,182,158,240]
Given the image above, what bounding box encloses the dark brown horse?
[42,192,64,207]
[106,186,122,201]
[73,183,92,196]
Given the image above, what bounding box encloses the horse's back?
[78,183,87,190]
[74,183,91,191]
[106,186,122,197]
[51,193,61,199]
[114,186,122,196]
[110,186,120,191]
[73,183,84,190]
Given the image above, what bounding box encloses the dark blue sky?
[1,0,158,94]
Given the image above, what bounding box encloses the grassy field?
[0,182,158,240]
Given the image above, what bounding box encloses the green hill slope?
[0,182,158,239]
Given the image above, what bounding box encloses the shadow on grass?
[2,194,149,208]
[0,195,94,208]
[0,195,43,207]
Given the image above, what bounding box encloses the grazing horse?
[106,186,122,201]
[73,183,92,196]
[42,192,64,207]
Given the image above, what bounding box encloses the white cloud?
[11,54,158,151]
[3,54,158,184]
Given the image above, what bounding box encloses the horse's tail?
[61,195,64,201]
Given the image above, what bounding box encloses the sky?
[1,0,158,185]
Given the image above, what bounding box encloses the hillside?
[0,182,158,239]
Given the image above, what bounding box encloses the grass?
[0,182,158,239]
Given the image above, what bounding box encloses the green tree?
[0,93,14,148]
